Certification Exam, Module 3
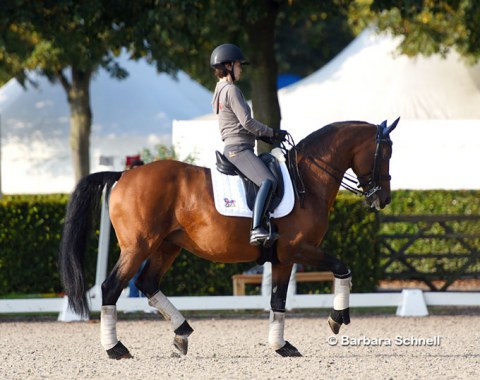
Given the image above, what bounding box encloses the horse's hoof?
[275,341,302,357]
[328,316,341,335]
[328,308,350,334]
[173,335,189,355]
[106,341,133,360]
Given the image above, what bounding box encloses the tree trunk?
[246,0,281,153]
[68,68,92,182]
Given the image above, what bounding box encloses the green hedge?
[382,190,480,215]
[0,192,377,296]
[0,194,119,296]
[378,190,480,278]
[0,195,68,295]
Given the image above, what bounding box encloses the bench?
[232,271,335,296]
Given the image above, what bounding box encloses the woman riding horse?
[211,43,288,246]
[59,117,399,359]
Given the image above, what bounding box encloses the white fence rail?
[1,291,479,321]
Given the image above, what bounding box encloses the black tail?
[59,171,122,317]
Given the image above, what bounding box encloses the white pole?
[60,185,112,321]
[0,114,3,199]
[90,185,111,299]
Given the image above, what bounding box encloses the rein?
[305,155,365,196]
[276,133,307,207]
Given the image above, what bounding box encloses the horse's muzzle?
[368,193,391,210]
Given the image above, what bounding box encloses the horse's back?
[109,160,211,232]
[113,160,209,195]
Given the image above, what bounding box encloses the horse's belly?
[169,230,259,264]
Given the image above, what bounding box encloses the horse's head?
[353,117,399,210]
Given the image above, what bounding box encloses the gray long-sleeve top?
[212,81,274,147]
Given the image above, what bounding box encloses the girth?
[215,151,285,212]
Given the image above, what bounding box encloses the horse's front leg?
[295,246,352,335]
[328,269,352,334]
[268,263,302,357]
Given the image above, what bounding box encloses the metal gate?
[379,215,480,290]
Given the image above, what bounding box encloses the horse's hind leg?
[268,263,302,357]
[100,252,146,359]
[135,242,194,356]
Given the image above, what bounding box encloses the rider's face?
[233,61,242,81]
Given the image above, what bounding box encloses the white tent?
[278,27,480,130]
[0,55,213,194]
[173,29,480,189]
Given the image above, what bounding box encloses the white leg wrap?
[148,291,185,331]
[100,305,118,350]
[268,311,286,350]
[333,275,352,310]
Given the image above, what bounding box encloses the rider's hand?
[257,135,275,144]
[273,129,288,143]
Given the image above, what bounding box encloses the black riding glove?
[257,135,275,144]
[273,129,288,143]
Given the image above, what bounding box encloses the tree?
[140,144,196,164]
[357,0,480,63]
[172,0,355,152]
[1,0,360,180]
[0,1,193,181]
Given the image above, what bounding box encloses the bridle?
[281,121,395,206]
[355,122,393,199]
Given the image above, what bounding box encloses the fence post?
[396,289,428,317]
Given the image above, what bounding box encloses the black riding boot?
[249,179,279,246]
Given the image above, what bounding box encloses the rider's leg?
[249,179,278,245]
[223,145,278,245]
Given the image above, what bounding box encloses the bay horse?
[59,118,399,359]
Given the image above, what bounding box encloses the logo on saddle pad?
[224,198,236,208]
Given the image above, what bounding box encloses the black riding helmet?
[210,43,249,68]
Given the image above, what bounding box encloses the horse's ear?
[384,117,400,136]
[380,120,387,129]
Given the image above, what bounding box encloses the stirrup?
[249,227,270,246]
[249,221,279,247]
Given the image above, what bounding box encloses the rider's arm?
[227,86,274,138]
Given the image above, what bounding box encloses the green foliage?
[0,195,68,295]
[178,0,358,98]
[160,251,251,296]
[322,192,380,292]
[140,144,196,164]
[275,1,355,80]
[383,190,480,215]
[2,190,477,297]
[0,194,120,296]
[363,0,480,63]
[378,190,480,280]
[0,191,379,296]
[0,1,201,180]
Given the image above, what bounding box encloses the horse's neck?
[300,129,355,176]
[296,124,372,206]
[306,123,373,169]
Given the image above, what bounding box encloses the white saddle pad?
[211,161,295,218]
